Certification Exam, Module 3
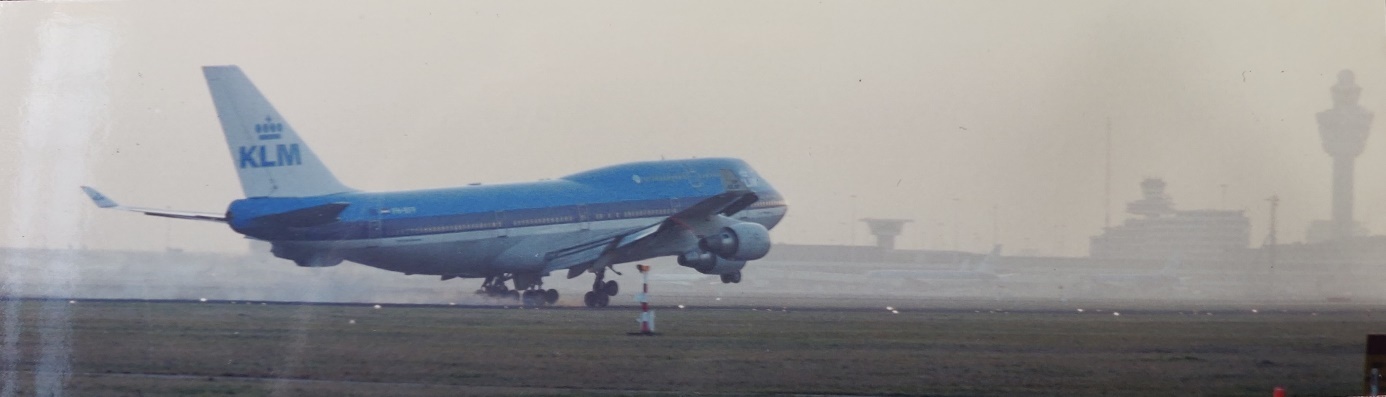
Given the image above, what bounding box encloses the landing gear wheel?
[594,293,609,307]
[603,280,619,296]
[583,291,596,308]
[522,290,543,307]
[720,271,742,284]
[507,290,521,301]
[480,276,513,298]
[544,289,559,305]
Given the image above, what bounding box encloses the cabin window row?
[389,221,502,236]
[622,209,675,218]
[750,199,786,209]
[513,216,577,227]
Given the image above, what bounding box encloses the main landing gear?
[720,271,742,284]
[477,275,558,307]
[478,275,520,300]
[583,267,619,308]
[522,288,560,307]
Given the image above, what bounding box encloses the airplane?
[82,65,788,308]
[864,244,1009,283]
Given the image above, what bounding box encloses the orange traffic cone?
[1272,386,1285,397]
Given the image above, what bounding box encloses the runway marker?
[629,264,656,336]
[199,298,207,302]
[373,305,381,309]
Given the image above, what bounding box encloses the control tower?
[1316,70,1373,241]
[861,218,912,250]
[1125,178,1175,218]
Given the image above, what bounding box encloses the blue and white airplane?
[82,66,788,307]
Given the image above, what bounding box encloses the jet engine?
[698,222,772,261]
[677,250,747,275]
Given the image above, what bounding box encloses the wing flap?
[544,222,660,272]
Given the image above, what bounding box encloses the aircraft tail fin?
[202,65,354,198]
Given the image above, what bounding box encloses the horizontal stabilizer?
[80,186,227,223]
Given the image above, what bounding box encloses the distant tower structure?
[1316,69,1373,241]
[1125,178,1175,218]
[860,218,912,250]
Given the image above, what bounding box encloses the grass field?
[0,300,1380,396]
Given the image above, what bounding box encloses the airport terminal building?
[1089,178,1250,263]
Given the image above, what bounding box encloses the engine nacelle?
[698,222,772,261]
[677,250,747,275]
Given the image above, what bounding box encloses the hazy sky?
[2,1,1385,256]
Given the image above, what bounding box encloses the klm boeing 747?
[82,66,788,307]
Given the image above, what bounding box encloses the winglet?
[81,186,119,208]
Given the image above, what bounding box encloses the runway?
[0,295,1378,396]
[10,295,1379,316]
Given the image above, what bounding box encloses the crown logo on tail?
[255,116,283,140]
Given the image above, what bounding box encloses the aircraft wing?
[81,186,227,223]
[543,222,661,272]
[543,169,758,274]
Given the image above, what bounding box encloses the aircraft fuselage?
[229,157,787,277]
